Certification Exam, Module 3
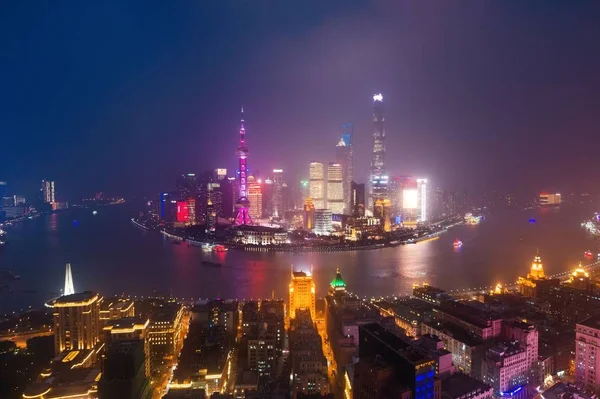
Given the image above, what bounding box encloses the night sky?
[2,1,600,200]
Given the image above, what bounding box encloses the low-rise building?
[234,225,288,245]
[442,372,494,399]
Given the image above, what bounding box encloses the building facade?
[289,270,316,320]
[576,315,600,393]
[51,291,103,355]
[309,162,325,209]
[327,162,344,214]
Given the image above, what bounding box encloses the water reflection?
[0,202,596,312]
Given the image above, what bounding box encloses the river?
[0,203,597,313]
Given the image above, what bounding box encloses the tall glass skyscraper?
[370,94,387,209]
[326,162,344,214]
[309,162,325,209]
[336,123,354,214]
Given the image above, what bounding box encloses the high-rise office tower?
[350,181,365,217]
[51,291,103,355]
[417,178,428,222]
[327,162,344,214]
[41,180,55,203]
[309,162,325,209]
[262,178,274,216]
[247,176,263,220]
[374,199,392,232]
[370,94,387,209]
[234,108,253,225]
[289,269,316,320]
[0,181,7,199]
[176,173,197,200]
[64,263,75,296]
[272,169,284,217]
[206,197,216,230]
[336,124,354,214]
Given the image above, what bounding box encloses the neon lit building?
[41,179,55,203]
[247,175,263,220]
[327,162,344,214]
[289,269,316,320]
[370,94,386,209]
[51,291,103,355]
[234,107,253,225]
[176,201,189,223]
[309,162,325,209]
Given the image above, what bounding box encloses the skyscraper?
[326,162,344,214]
[247,175,263,220]
[234,107,253,225]
[176,173,197,200]
[350,181,365,217]
[417,178,428,222]
[64,263,75,296]
[289,269,316,320]
[370,94,387,209]
[272,169,284,217]
[303,197,315,230]
[41,180,55,203]
[336,123,354,214]
[309,162,325,209]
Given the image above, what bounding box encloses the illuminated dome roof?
[330,268,346,291]
[528,251,545,279]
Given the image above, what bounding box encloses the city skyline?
[2,2,600,199]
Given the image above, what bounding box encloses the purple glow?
[234,107,253,226]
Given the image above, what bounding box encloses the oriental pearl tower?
[233,107,253,225]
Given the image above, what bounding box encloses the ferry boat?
[213,245,228,253]
[585,250,593,258]
[453,239,463,248]
[201,243,214,252]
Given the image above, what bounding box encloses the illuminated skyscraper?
[272,169,284,217]
[176,173,197,200]
[234,108,253,225]
[247,176,263,220]
[64,263,75,296]
[289,269,316,320]
[326,162,344,214]
[350,181,365,217]
[370,94,387,209]
[41,180,55,203]
[309,162,325,209]
[336,124,354,214]
[417,178,428,222]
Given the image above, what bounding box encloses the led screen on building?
[176,201,189,223]
[403,189,418,209]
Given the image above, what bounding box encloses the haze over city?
[3,3,600,399]
[2,1,600,199]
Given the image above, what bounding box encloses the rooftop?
[442,372,492,399]
[423,321,483,347]
[360,323,432,366]
[53,291,99,306]
[543,382,597,399]
[578,314,600,330]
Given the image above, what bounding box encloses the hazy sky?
[1,1,599,199]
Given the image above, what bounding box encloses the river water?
[0,203,597,313]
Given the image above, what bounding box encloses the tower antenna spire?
[233,105,253,225]
[64,263,75,296]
